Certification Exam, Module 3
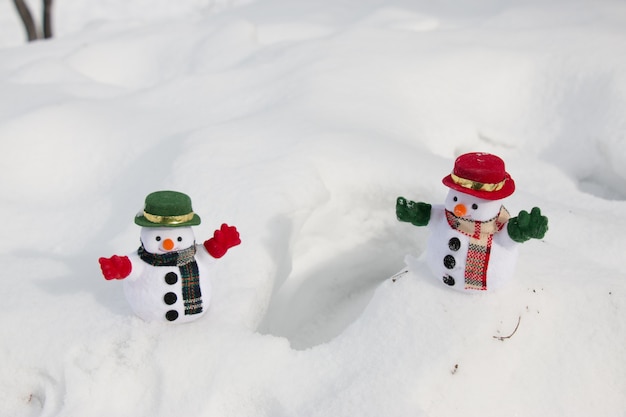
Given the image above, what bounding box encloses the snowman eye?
[177,237,182,242]
[155,236,161,242]
[453,196,458,202]
[472,204,478,210]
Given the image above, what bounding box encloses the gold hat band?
[451,173,506,192]
[143,211,195,225]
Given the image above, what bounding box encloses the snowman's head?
[140,226,196,254]
[444,189,504,222]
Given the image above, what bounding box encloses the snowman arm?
[507,207,548,243]
[396,197,431,227]
[99,255,132,280]
[203,223,241,258]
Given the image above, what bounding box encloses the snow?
[1,0,625,416]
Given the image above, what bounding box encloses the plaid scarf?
[445,207,510,290]
[137,243,203,315]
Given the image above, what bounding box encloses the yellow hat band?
[143,211,195,225]
[451,173,506,192]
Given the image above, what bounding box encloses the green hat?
[134,190,201,227]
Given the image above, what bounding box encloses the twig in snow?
[391,270,408,282]
[493,315,521,341]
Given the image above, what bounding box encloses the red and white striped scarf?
[445,207,510,290]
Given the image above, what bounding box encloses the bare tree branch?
[13,0,39,41]
[43,0,53,39]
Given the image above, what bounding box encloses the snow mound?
[1,0,625,416]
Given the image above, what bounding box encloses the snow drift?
[0,0,625,416]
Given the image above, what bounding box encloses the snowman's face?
[140,227,196,254]
[444,190,503,222]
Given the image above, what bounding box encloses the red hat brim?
[442,173,515,200]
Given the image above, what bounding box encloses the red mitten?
[99,255,132,280]
[204,224,241,258]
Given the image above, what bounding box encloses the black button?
[448,237,461,251]
[165,310,179,321]
[443,255,456,269]
[164,292,177,305]
[165,272,178,285]
[443,275,455,286]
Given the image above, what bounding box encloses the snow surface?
[1,0,626,416]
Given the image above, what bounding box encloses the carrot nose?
[162,238,175,251]
[454,204,467,217]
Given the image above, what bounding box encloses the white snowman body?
[424,189,519,292]
[122,226,213,323]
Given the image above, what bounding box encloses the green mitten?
[396,197,431,227]
[507,207,548,243]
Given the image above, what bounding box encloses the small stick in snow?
[493,315,521,341]
[391,270,409,282]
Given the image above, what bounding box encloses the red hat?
[442,152,515,200]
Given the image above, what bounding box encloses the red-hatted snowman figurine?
[396,152,548,292]
[99,190,241,322]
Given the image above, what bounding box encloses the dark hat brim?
[442,174,515,200]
